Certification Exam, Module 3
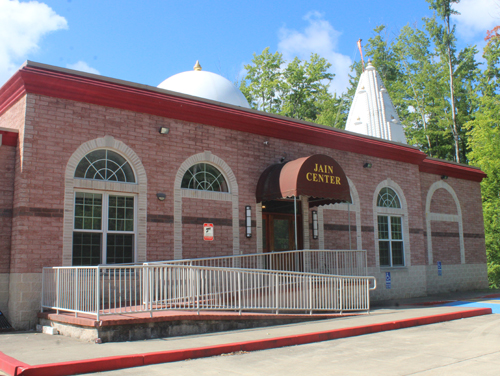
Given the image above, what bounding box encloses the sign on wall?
[203,223,214,241]
[385,272,391,289]
[437,261,442,276]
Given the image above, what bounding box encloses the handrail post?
[56,268,60,315]
[339,277,343,315]
[40,268,45,313]
[238,271,242,315]
[149,266,153,318]
[96,266,100,322]
[197,268,200,315]
[309,275,313,315]
[275,273,279,314]
[143,264,149,313]
[75,268,79,317]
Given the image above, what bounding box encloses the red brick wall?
[430,221,461,264]
[430,188,458,215]
[0,97,25,274]
[323,209,357,250]
[181,198,233,259]
[420,173,486,265]
[4,92,485,273]
[0,145,16,273]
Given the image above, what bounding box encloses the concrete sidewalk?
[0,290,498,376]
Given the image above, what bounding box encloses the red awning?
[256,154,351,207]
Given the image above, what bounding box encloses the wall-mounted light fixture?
[245,206,252,238]
[156,192,166,201]
[312,210,318,239]
[363,162,372,168]
[159,127,170,135]
[441,175,448,180]
[263,141,269,146]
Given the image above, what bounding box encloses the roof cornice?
[420,158,486,182]
[0,62,485,181]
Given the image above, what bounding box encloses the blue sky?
[0,0,497,93]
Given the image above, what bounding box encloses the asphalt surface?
[0,290,499,376]
[90,314,500,376]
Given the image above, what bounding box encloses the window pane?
[378,216,389,240]
[377,187,401,208]
[273,219,290,251]
[392,241,404,266]
[108,195,134,232]
[106,234,134,264]
[74,150,136,183]
[181,163,229,192]
[391,217,403,240]
[379,241,390,266]
[74,193,102,230]
[73,232,102,266]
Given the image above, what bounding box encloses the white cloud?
[67,61,100,75]
[0,0,67,85]
[278,11,352,94]
[452,0,499,39]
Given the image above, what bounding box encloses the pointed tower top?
[193,61,202,71]
[345,62,406,144]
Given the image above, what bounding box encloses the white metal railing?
[41,263,376,320]
[153,250,367,277]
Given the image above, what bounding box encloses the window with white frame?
[181,163,229,192]
[73,150,136,265]
[377,187,404,267]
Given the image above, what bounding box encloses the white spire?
[345,61,407,144]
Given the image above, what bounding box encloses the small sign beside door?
[385,272,391,289]
[203,223,214,241]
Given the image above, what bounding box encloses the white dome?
[158,65,250,108]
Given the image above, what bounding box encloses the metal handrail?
[152,249,368,277]
[41,261,376,319]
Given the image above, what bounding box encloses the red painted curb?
[0,352,30,376]
[1,308,492,376]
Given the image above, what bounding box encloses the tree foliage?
[466,37,500,288]
[240,1,500,287]
[239,47,347,128]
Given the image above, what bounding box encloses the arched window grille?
[377,187,401,208]
[377,187,404,267]
[72,149,136,266]
[75,149,135,183]
[181,163,229,192]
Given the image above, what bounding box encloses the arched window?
[377,187,404,267]
[75,149,135,182]
[72,149,136,266]
[181,163,229,192]
[377,187,401,208]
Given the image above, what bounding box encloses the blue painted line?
[442,301,500,314]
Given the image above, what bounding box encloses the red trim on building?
[0,131,18,147]
[420,158,486,182]
[0,62,486,181]
[0,64,427,165]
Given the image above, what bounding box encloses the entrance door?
[262,200,303,271]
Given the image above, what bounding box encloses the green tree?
[466,37,500,287]
[240,48,340,126]
[426,0,463,162]
[281,54,334,121]
[347,16,479,162]
[239,47,285,113]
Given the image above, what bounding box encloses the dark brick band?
[147,214,174,223]
[0,209,13,218]
[13,207,63,218]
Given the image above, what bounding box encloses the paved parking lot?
[90,314,500,375]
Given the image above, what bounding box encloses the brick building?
[0,61,488,330]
